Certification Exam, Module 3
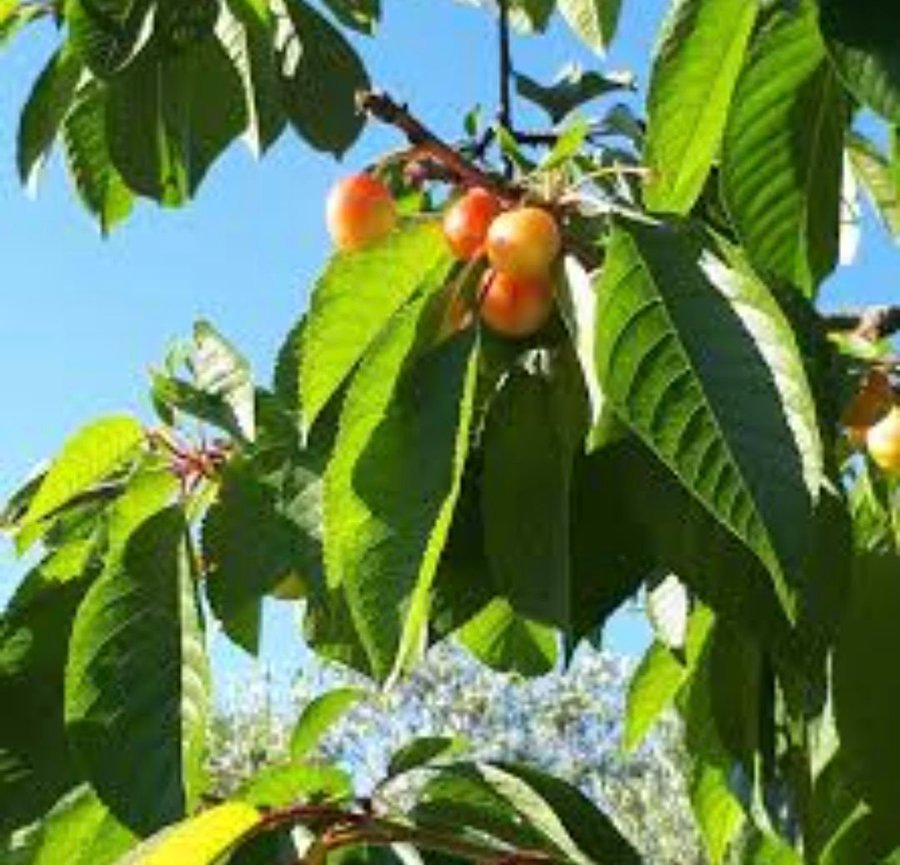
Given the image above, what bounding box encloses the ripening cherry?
[867,405,900,475]
[479,270,555,338]
[486,206,561,279]
[442,186,503,260]
[842,369,894,448]
[326,173,397,251]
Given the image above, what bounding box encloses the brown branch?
[823,306,900,341]
[357,90,522,203]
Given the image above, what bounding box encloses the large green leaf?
[721,7,848,295]
[300,220,453,433]
[65,507,210,835]
[847,131,900,238]
[325,299,479,680]
[106,37,248,204]
[62,82,135,233]
[236,763,352,807]
[643,0,758,214]
[477,762,642,865]
[457,598,558,677]
[290,687,364,758]
[482,349,588,630]
[23,415,144,527]
[220,0,287,157]
[203,450,324,654]
[115,803,261,865]
[17,43,83,191]
[271,0,369,154]
[8,787,135,865]
[834,553,900,815]
[818,0,900,123]
[557,0,622,54]
[0,552,98,834]
[594,223,822,617]
[387,736,466,778]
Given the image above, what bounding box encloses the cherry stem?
[497,0,514,179]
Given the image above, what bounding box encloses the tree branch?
[357,90,522,202]
[823,306,900,340]
[498,0,514,180]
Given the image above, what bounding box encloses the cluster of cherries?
[842,368,900,474]
[325,173,562,338]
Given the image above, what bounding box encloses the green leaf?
[237,763,352,807]
[0,554,97,834]
[300,220,453,433]
[194,320,256,441]
[65,507,210,835]
[62,82,135,233]
[115,803,261,865]
[325,302,479,680]
[220,0,286,156]
[388,736,466,778]
[557,0,623,54]
[643,0,758,214]
[321,0,380,34]
[272,0,369,154]
[847,131,900,238]
[721,7,848,295]
[23,415,144,527]
[457,598,558,677]
[106,37,248,204]
[65,0,154,78]
[819,0,900,123]
[290,687,364,758]
[478,762,642,865]
[203,450,325,654]
[834,553,900,815]
[9,787,135,865]
[482,351,588,630]
[515,65,635,124]
[594,223,822,618]
[624,641,684,754]
[17,43,83,192]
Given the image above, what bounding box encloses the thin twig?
[357,90,522,202]
[498,0,514,179]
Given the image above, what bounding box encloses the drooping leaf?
[115,803,261,865]
[847,131,900,239]
[643,0,758,214]
[271,0,369,154]
[8,787,135,865]
[834,553,900,815]
[22,415,144,527]
[106,37,248,204]
[557,0,623,54]
[220,0,287,156]
[17,43,83,192]
[290,687,364,759]
[65,507,210,835]
[326,302,479,680]
[457,598,558,677]
[594,223,822,618]
[482,349,588,631]
[721,6,848,295]
[62,82,135,233]
[818,0,900,123]
[0,554,98,834]
[300,220,453,433]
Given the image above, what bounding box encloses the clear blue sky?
[0,1,896,683]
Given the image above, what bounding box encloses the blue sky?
[0,0,896,683]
